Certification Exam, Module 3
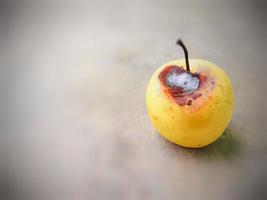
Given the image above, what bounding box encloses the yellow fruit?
[146,59,234,148]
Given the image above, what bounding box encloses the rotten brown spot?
[187,99,192,105]
[158,65,206,106]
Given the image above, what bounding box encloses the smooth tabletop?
[4,0,267,199]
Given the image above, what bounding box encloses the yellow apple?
[146,40,234,148]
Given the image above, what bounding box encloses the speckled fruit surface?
[146,59,234,147]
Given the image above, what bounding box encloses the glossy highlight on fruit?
[146,59,234,148]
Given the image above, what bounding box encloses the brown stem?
[176,39,190,72]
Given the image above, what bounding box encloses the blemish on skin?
[187,99,192,106]
[198,74,207,82]
[176,97,187,106]
[211,81,215,85]
[192,93,202,100]
[158,65,207,106]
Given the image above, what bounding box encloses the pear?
[146,40,234,148]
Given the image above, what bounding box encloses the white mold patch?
[167,72,199,92]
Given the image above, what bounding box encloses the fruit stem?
[176,39,190,72]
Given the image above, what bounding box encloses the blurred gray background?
[3,0,267,199]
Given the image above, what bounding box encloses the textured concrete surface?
[4,0,267,199]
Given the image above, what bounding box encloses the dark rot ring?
[158,65,206,106]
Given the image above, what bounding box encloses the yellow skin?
[146,59,234,148]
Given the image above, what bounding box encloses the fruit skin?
[146,59,234,148]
